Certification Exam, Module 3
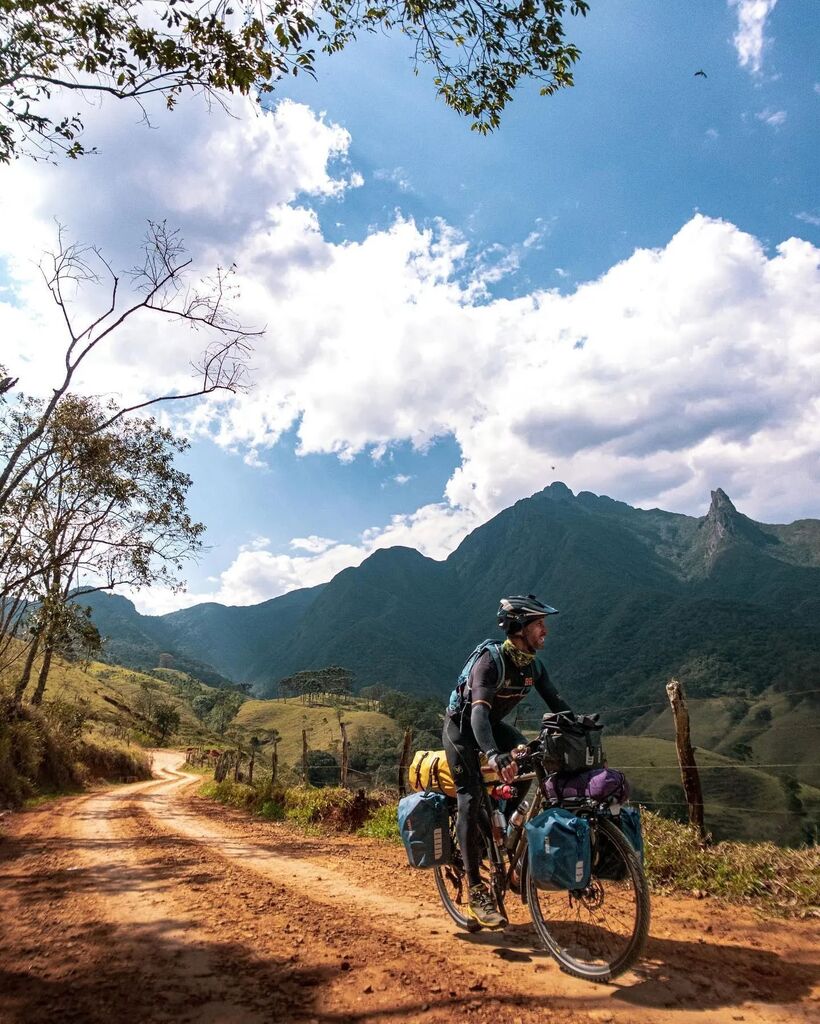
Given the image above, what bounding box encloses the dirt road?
[1,752,817,1024]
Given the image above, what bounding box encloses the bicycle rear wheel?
[526,815,650,981]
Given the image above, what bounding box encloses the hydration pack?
[447,639,505,716]
[525,807,591,891]
[397,790,452,868]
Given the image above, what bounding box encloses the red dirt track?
[1,751,817,1023]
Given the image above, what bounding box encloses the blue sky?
[1,0,818,612]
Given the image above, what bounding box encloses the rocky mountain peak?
[697,487,772,566]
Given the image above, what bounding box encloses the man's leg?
[443,716,506,928]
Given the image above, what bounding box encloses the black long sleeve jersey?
[465,648,570,724]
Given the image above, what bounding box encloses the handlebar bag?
[525,807,591,891]
[397,790,452,868]
[540,712,605,774]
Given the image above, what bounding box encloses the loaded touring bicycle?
[399,711,650,981]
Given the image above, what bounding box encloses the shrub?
[642,809,820,912]
[358,801,401,842]
[74,735,151,781]
[201,777,391,833]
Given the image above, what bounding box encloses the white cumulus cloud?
[2,92,819,613]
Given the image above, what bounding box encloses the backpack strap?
[486,641,506,690]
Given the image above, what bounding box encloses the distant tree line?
[275,666,355,704]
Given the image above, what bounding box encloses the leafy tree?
[274,665,354,703]
[134,679,160,722]
[152,701,181,743]
[7,394,206,704]
[191,693,217,722]
[208,689,244,737]
[359,683,386,710]
[0,223,256,696]
[0,0,589,161]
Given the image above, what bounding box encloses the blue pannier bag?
[397,791,451,868]
[525,807,591,890]
[595,805,644,881]
[617,805,644,863]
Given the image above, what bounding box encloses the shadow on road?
[454,920,819,1012]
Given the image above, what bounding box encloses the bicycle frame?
[476,764,544,916]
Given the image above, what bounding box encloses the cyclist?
[443,594,572,928]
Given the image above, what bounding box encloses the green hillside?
[81,484,820,722]
[11,652,222,747]
[604,735,820,846]
[235,697,402,767]
[626,686,820,788]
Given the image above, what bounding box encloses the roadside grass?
[198,775,818,917]
[0,694,152,807]
[199,777,393,835]
[643,810,820,914]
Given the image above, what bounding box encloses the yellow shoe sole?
[466,905,508,930]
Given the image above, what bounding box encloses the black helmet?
[497,594,558,635]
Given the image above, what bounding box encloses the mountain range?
[81,483,820,727]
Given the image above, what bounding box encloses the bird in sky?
[694,69,708,78]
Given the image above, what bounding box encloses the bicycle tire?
[526,815,650,981]
[433,815,492,933]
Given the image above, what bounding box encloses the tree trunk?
[248,747,256,784]
[666,678,706,841]
[340,721,349,788]
[398,727,413,798]
[302,728,309,784]
[271,740,278,786]
[14,632,41,703]
[30,644,54,706]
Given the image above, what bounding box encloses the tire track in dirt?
[1,754,818,1024]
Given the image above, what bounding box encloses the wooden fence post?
[398,727,413,798]
[666,678,706,841]
[340,721,349,788]
[302,728,309,784]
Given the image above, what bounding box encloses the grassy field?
[235,697,402,767]
[627,686,820,788]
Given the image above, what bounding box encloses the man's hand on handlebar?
[487,750,517,784]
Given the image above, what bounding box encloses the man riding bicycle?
[443,594,572,928]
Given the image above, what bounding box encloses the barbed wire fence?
[184,683,820,843]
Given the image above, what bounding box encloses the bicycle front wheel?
[526,815,650,981]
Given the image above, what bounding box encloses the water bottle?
[491,808,506,843]
[504,799,530,850]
